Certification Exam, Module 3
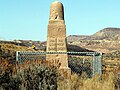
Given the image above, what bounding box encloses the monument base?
[58,67,71,79]
[57,67,71,90]
[46,54,68,67]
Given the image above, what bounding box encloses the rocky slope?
[67,28,120,53]
[67,35,90,42]
[92,28,120,40]
[68,27,120,41]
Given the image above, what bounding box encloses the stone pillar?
[46,1,71,78]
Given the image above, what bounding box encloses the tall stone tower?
[46,1,70,72]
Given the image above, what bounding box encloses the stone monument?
[46,1,71,77]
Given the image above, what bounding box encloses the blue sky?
[0,0,120,41]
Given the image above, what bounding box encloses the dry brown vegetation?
[58,72,120,90]
[0,59,120,90]
[0,43,34,51]
[0,59,58,90]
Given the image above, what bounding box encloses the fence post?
[98,52,102,77]
[93,54,96,76]
[16,51,19,68]
[16,51,19,62]
[93,52,102,77]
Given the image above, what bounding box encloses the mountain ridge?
[67,27,120,41]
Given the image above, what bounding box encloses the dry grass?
[0,43,35,52]
[58,72,120,90]
[0,59,120,90]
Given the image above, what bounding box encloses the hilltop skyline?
[0,0,120,41]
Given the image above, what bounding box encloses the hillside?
[92,28,120,40]
[67,27,120,53]
[67,35,90,42]
[0,43,35,62]
[67,27,120,41]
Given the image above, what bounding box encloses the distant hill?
[67,27,120,41]
[67,27,120,53]
[67,35,90,42]
[92,28,120,40]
